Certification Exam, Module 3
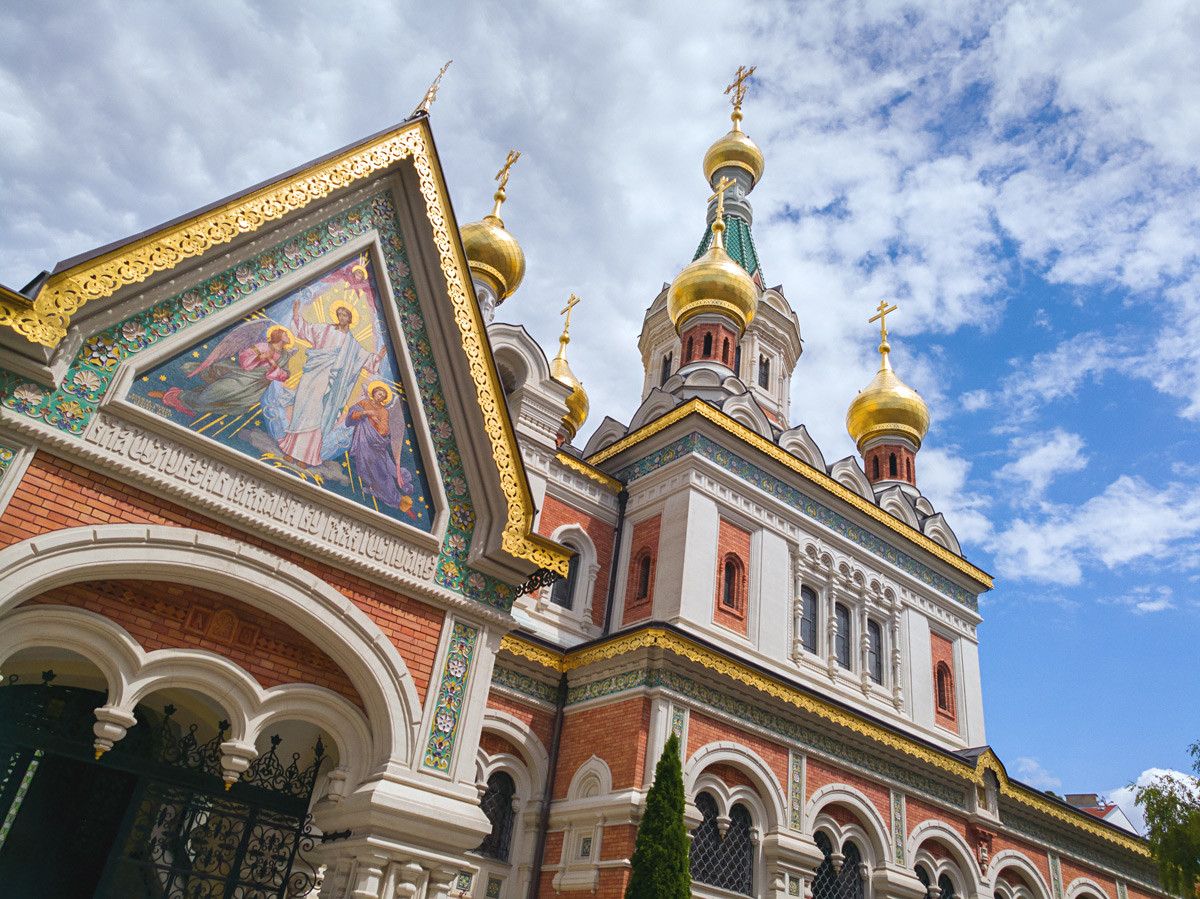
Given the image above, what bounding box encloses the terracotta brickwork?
[930,631,958,732]
[26,580,362,708]
[988,830,1052,887]
[713,518,752,635]
[705,761,753,789]
[536,823,636,899]
[686,710,788,798]
[479,731,525,761]
[805,757,892,824]
[486,691,556,752]
[907,796,970,845]
[554,696,650,799]
[1061,857,1118,898]
[622,515,661,626]
[681,321,740,368]
[864,442,916,486]
[0,452,445,703]
[538,493,616,628]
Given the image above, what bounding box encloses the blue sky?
[1,0,1197,816]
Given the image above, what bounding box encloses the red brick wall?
[706,762,753,789]
[989,830,1052,887]
[930,632,958,732]
[26,580,362,709]
[0,452,445,703]
[686,710,788,801]
[713,519,752,635]
[622,515,661,626]
[680,321,740,368]
[538,493,616,629]
[1061,858,1117,898]
[485,692,556,751]
[554,697,650,799]
[479,731,524,760]
[907,796,970,845]
[536,824,636,899]
[805,757,891,824]
[864,442,916,486]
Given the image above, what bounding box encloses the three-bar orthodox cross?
[413,60,453,116]
[869,300,898,341]
[495,150,521,192]
[724,64,757,110]
[560,293,581,339]
[709,175,736,221]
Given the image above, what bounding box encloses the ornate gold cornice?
[587,399,992,591]
[499,634,565,672]
[555,452,622,492]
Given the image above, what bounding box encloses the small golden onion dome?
[460,187,526,303]
[551,338,589,441]
[846,341,930,451]
[667,216,758,334]
[702,108,765,188]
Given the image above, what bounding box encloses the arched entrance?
[0,669,327,898]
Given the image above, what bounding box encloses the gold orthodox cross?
[724,64,757,109]
[560,294,581,336]
[709,175,735,221]
[413,60,453,115]
[869,300,899,340]
[495,150,521,192]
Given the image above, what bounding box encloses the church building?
[0,69,1165,899]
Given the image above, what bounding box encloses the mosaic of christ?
[129,253,435,531]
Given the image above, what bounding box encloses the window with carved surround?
[812,832,864,899]
[867,619,883,684]
[550,542,579,609]
[800,586,818,653]
[834,603,851,669]
[690,792,754,895]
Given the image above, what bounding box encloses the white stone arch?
[922,514,962,555]
[780,425,827,472]
[1065,878,1111,899]
[877,486,920,529]
[0,524,420,770]
[0,604,374,786]
[684,741,787,831]
[479,707,551,793]
[628,388,680,431]
[567,754,613,800]
[722,392,773,438]
[805,782,893,865]
[908,819,985,894]
[987,850,1052,899]
[829,457,874,500]
[543,523,601,623]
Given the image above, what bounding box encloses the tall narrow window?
[475,771,517,861]
[834,603,851,669]
[907,458,913,481]
[722,337,730,364]
[722,558,739,609]
[734,344,742,378]
[872,456,880,479]
[660,353,672,386]
[636,555,652,600]
[936,662,954,713]
[691,792,754,895]
[550,544,579,609]
[687,337,694,362]
[867,619,883,684]
[889,453,898,477]
[703,332,713,356]
[800,586,818,653]
[938,874,957,899]
[758,355,770,388]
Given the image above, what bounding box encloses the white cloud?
[1106,766,1200,836]
[996,429,1087,501]
[915,446,994,544]
[1013,756,1063,791]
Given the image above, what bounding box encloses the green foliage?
[1135,742,1200,895]
[625,733,691,899]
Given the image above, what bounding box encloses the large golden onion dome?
[667,208,758,334]
[461,152,526,303]
[846,335,930,451]
[703,107,765,188]
[550,296,589,442]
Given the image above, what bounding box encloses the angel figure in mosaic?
[149,321,294,418]
[277,294,385,468]
[344,380,418,517]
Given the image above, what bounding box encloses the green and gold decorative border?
[423,621,479,770]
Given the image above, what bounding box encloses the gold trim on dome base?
[588,399,992,590]
[2,118,566,578]
[499,628,1147,855]
[555,452,622,491]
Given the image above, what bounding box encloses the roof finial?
[490,149,521,218]
[708,175,735,251]
[556,293,581,357]
[724,64,757,132]
[412,60,452,116]
[869,300,899,367]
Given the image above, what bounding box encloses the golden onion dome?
[460,187,526,303]
[703,108,765,188]
[846,339,930,451]
[667,214,758,334]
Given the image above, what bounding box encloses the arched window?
[800,586,818,653]
[915,865,931,891]
[687,337,694,362]
[889,453,898,477]
[734,344,742,378]
[690,792,754,895]
[703,332,713,356]
[907,458,913,481]
[475,771,516,861]
[938,874,957,899]
[758,355,770,388]
[867,619,883,684]
[872,456,880,479]
[660,353,672,386]
[636,554,652,600]
[936,662,955,713]
[722,337,730,364]
[722,556,742,610]
[834,603,851,669]
[550,543,579,609]
[813,833,864,899]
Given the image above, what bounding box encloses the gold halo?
[329,300,360,327]
[365,380,393,404]
[266,325,294,349]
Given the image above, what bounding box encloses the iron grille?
[690,792,755,895]
[476,771,516,860]
[939,873,957,899]
[813,832,864,899]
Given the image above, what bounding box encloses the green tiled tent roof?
[693,214,761,280]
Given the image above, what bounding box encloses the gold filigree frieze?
[555,452,622,492]
[499,634,565,672]
[587,399,992,590]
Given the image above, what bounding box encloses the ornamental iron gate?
[0,673,326,898]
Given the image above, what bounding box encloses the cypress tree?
[625,733,691,899]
